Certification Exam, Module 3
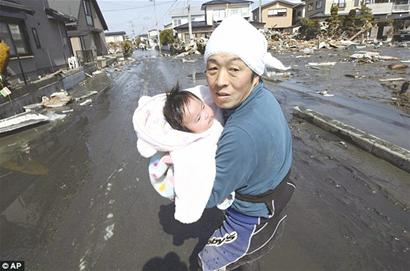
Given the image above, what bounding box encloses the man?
[198,15,295,271]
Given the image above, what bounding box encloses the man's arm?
[206,127,256,207]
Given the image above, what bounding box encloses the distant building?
[48,0,109,64]
[147,29,159,48]
[252,0,305,31]
[169,6,206,28]
[0,0,75,82]
[105,31,126,43]
[174,21,214,41]
[174,0,263,43]
[304,0,410,19]
[202,0,254,25]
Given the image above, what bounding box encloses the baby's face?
[182,97,214,133]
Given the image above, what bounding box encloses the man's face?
[182,97,215,133]
[206,53,259,109]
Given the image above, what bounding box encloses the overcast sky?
[98,0,300,37]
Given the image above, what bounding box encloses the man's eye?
[229,67,240,72]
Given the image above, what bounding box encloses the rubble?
[379,78,406,82]
[41,91,72,108]
[388,63,408,70]
[307,62,337,67]
[316,90,334,97]
[0,111,49,134]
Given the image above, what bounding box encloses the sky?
[97,0,300,37]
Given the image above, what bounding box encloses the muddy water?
[275,46,410,114]
[0,50,409,271]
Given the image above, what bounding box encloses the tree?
[327,5,341,37]
[122,40,133,57]
[298,18,321,40]
[160,29,175,45]
[342,9,358,37]
[357,1,374,29]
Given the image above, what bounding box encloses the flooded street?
[0,50,409,271]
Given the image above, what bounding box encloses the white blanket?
[132,85,223,223]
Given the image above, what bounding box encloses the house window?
[0,21,31,57]
[354,0,360,5]
[268,8,287,17]
[333,0,346,8]
[83,0,94,26]
[316,0,323,9]
[31,28,41,49]
[307,3,314,11]
[213,9,226,21]
[173,18,182,26]
[228,8,240,16]
[241,7,249,17]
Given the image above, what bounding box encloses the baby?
[133,84,232,223]
[163,83,215,133]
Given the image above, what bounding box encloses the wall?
[1,0,72,82]
[262,2,294,29]
[205,3,252,25]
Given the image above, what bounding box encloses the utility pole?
[188,0,193,41]
[259,0,262,23]
[152,0,161,54]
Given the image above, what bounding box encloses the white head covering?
[204,15,290,75]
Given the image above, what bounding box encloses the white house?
[201,0,254,25]
[105,31,126,43]
[169,6,205,28]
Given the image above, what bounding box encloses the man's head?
[163,84,214,133]
[204,15,269,109]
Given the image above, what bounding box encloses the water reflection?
[0,114,91,255]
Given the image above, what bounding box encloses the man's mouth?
[216,92,229,97]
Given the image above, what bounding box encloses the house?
[304,0,410,39]
[202,0,254,25]
[305,0,361,18]
[174,0,263,43]
[252,0,305,31]
[105,31,126,43]
[169,6,205,28]
[147,29,160,48]
[48,0,108,64]
[174,21,214,42]
[305,0,409,19]
[0,0,75,83]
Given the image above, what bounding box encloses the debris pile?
[41,91,72,108]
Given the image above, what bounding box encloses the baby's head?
[163,84,214,133]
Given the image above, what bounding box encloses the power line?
[101,1,174,12]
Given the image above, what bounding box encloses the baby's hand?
[162,154,173,165]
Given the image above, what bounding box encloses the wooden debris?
[388,63,408,70]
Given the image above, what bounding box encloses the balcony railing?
[392,4,410,12]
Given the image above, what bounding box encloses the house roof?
[201,0,253,10]
[47,0,108,30]
[105,31,126,36]
[309,12,329,19]
[174,21,211,30]
[0,0,35,15]
[169,6,204,17]
[252,0,304,13]
[174,20,264,31]
[45,7,77,23]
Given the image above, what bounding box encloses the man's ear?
[252,75,261,88]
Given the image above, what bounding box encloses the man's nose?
[216,69,229,87]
